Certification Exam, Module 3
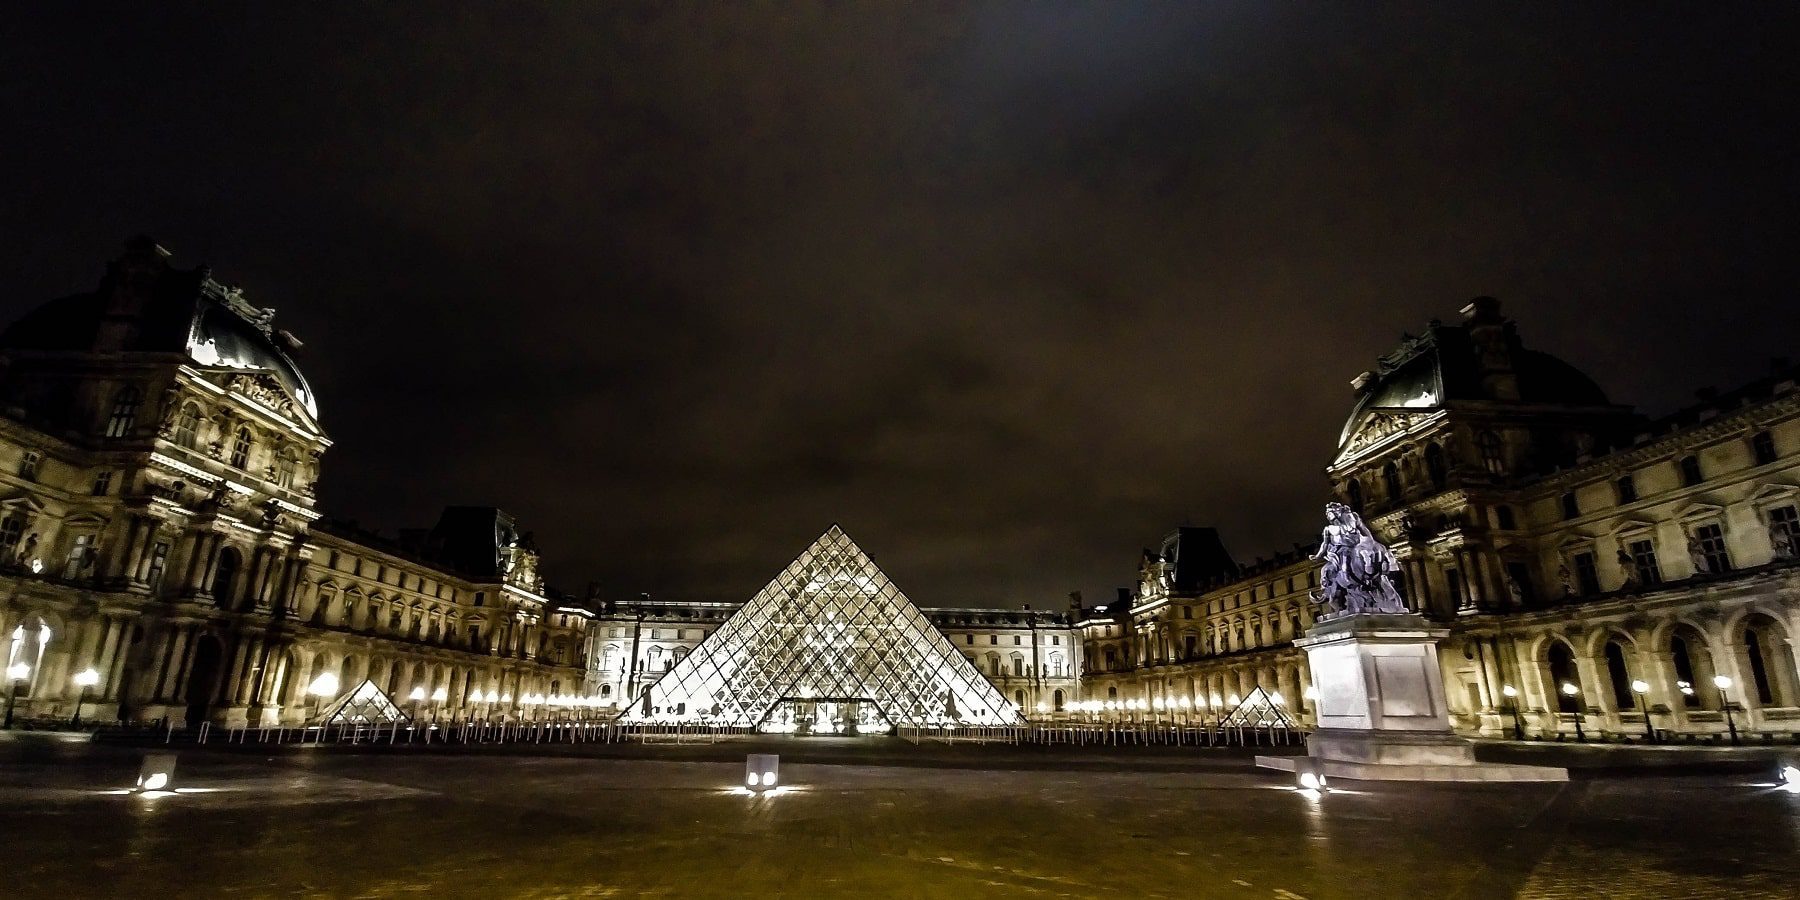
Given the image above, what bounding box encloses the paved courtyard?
[2,736,1797,898]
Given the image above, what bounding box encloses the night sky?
[3,4,1798,608]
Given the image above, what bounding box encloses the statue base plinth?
[1257,612,1566,783]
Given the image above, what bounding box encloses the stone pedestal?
[1257,613,1565,782]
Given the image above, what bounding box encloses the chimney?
[1459,296,1520,401]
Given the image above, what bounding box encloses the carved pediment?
[223,372,302,419]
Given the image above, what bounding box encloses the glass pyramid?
[619,525,1023,732]
[1216,685,1296,729]
[311,679,409,726]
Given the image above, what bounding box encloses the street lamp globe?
[1501,684,1518,699]
[408,687,426,701]
[7,662,30,682]
[432,687,448,702]
[1713,675,1733,691]
[1560,682,1579,697]
[1631,680,1650,694]
[73,668,100,688]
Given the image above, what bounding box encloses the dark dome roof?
[1339,322,1610,448]
[0,254,318,421]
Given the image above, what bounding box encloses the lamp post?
[1714,674,1740,746]
[72,668,101,728]
[1630,680,1656,743]
[1560,682,1584,742]
[4,662,31,729]
[1501,684,1524,740]
[408,686,425,733]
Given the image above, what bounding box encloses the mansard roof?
[0,236,318,420]
[1339,298,1611,448]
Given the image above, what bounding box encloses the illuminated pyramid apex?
[620,524,1021,732]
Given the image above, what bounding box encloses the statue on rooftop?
[1312,501,1408,618]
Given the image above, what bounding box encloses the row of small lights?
[1063,692,1294,714]
[303,673,612,709]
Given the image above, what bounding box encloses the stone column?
[155,627,192,702]
[107,516,144,581]
[122,517,151,584]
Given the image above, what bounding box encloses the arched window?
[1546,640,1580,714]
[1603,639,1634,709]
[1053,689,1065,712]
[1424,443,1447,489]
[600,683,613,698]
[172,404,201,449]
[212,547,242,608]
[1669,626,1716,710]
[1010,653,1025,677]
[1477,431,1505,475]
[1014,689,1025,708]
[1347,479,1364,512]
[1382,461,1402,500]
[105,386,140,437]
[230,426,253,469]
[1743,615,1797,707]
[1107,686,1118,700]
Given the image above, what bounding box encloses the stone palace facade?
[0,239,595,729]
[1085,298,1800,741]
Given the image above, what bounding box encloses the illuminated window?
[1477,431,1505,475]
[172,404,201,449]
[105,386,140,437]
[230,426,252,469]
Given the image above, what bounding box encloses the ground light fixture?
[746,753,779,792]
[1779,764,1800,793]
[1293,757,1329,793]
[136,753,177,793]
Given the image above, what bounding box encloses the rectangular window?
[964,634,973,645]
[989,635,998,645]
[1052,635,1061,646]
[1560,492,1580,520]
[1616,474,1637,504]
[1695,523,1732,573]
[1752,431,1778,466]
[1572,552,1600,595]
[1629,539,1661,586]
[62,534,95,579]
[1013,635,1021,646]
[147,542,169,591]
[1679,455,1703,487]
[1769,505,1798,554]
[91,471,113,496]
[19,451,42,480]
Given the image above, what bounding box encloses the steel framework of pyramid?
[1217,685,1297,729]
[311,679,409,726]
[618,525,1024,731]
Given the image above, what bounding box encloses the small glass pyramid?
[311,679,409,726]
[619,525,1023,732]
[1216,685,1296,729]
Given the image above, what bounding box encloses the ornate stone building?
[1088,297,1800,741]
[0,239,591,728]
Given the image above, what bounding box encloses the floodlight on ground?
[1779,765,1800,793]
[408,687,426,701]
[1293,757,1329,793]
[136,753,177,793]
[308,673,339,698]
[746,754,779,792]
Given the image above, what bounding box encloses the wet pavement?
[2,736,1797,898]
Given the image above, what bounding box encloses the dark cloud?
[3,3,1798,606]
